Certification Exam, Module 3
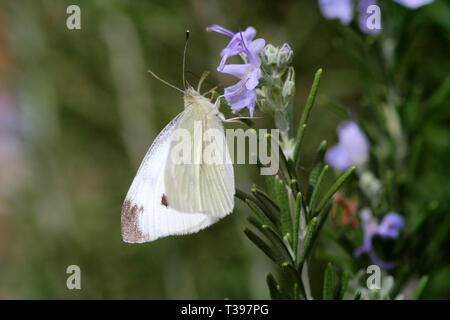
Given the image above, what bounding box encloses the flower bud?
[282,67,295,98]
[277,43,293,67]
[261,44,278,65]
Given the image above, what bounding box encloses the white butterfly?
[121,83,235,243]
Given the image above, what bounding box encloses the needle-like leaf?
[247,218,293,263]
[262,225,295,264]
[309,165,329,211]
[244,228,281,264]
[294,68,323,164]
[315,166,355,215]
[266,273,284,300]
[274,177,293,239]
[251,185,280,224]
[412,275,429,300]
[298,217,318,268]
[245,198,277,230]
[323,263,335,300]
[293,192,302,258]
[337,271,350,300]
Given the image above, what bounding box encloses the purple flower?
[319,0,434,33]
[354,208,405,269]
[207,25,265,116]
[325,121,370,171]
[318,0,353,24]
[393,0,434,9]
[318,0,380,34]
[377,213,404,238]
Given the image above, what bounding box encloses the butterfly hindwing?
[121,112,219,243]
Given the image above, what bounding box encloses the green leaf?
[245,198,277,230]
[309,204,332,254]
[294,124,306,162]
[247,218,293,264]
[323,263,335,300]
[315,166,355,214]
[293,282,300,300]
[251,185,280,223]
[293,192,302,258]
[412,275,429,300]
[252,185,279,210]
[263,175,276,198]
[274,177,293,239]
[299,217,318,267]
[308,140,328,188]
[262,225,295,264]
[353,291,361,300]
[309,165,329,211]
[337,271,350,300]
[235,188,252,202]
[250,185,279,225]
[294,68,323,164]
[266,273,284,300]
[244,228,281,264]
[280,261,307,300]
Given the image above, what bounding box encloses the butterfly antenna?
[182,30,189,89]
[147,69,185,94]
[197,71,210,92]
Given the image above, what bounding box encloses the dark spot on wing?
[121,200,149,243]
[161,194,169,207]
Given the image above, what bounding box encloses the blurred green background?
[0,0,448,299]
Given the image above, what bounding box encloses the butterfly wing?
[164,103,235,218]
[121,112,219,243]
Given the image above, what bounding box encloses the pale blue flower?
[325,121,370,171]
[393,0,434,9]
[355,208,405,269]
[318,0,353,24]
[318,0,434,33]
[207,25,265,116]
[318,0,380,34]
